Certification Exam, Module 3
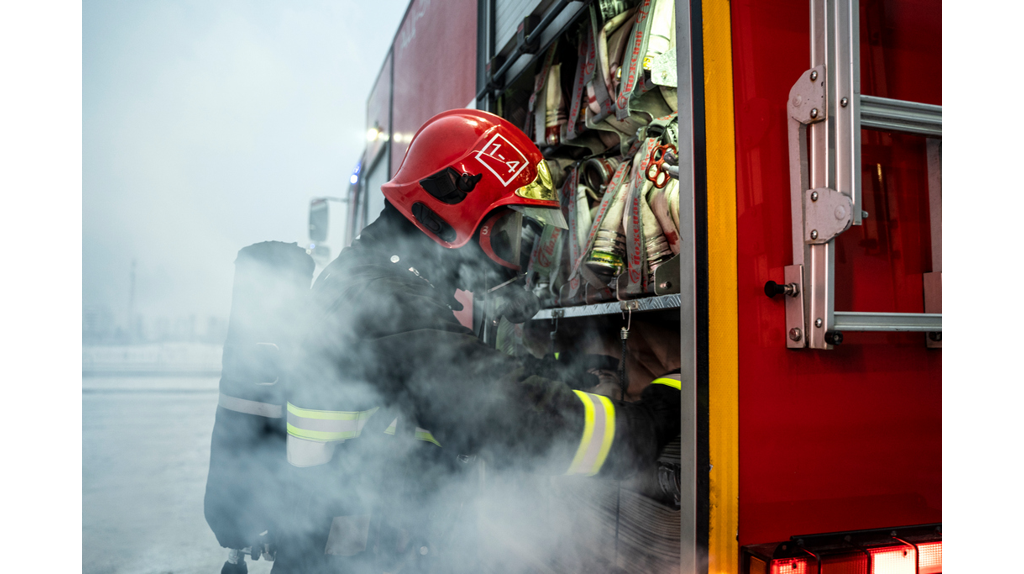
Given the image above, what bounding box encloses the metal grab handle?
[763,280,799,299]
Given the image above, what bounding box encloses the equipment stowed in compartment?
[511,0,682,309]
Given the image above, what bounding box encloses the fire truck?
[316,0,942,572]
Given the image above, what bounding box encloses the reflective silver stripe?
[566,391,616,476]
[286,403,379,442]
[218,393,282,418]
[287,434,337,468]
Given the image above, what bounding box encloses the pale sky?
[83,0,409,324]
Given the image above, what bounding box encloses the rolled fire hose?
[644,0,677,112]
[544,63,566,146]
[644,0,675,70]
[606,12,636,89]
[575,184,594,250]
[529,41,559,145]
[586,172,630,278]
[668,178,680,232]
[648,178,680,255]
[634,175,674,276]
[589,7,636,114]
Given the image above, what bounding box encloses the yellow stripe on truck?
[704,0,741,571]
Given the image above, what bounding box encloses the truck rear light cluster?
[744,524,941,574]
[917,542,942,574]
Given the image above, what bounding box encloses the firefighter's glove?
[603,380,681,478]
[490,285,541,324]
[636,381,682,454]
[520,355,600,390]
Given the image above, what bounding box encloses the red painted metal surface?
[731,0,941,545]
[389,0,478,179]
[366,52,392,169]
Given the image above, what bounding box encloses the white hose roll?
[586,82,601,114]
[667,177,680,232]
[576,184,593,249]
[602,174,630,233]
[636,179,665,244]
[645,0,675,62]
[545,64,565,146]
[648,181,680,254]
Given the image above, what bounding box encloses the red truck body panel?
[367,52,392,168]
[730,0,941,545]
[389,0,478,178]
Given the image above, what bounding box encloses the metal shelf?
[532,294,682,320]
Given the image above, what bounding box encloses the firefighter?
[269,109,681,573]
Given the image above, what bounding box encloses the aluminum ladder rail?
[781,0,942,350]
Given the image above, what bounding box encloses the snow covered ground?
[83,344,223,376]
[83,376,272,574]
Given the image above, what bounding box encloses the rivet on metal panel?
[810,191,819,202]
[841,97,849,107]
[862,210,869,219]
[789,328,802,341]
[805,187,853,244]
[815,318,823,328]
[788,66,827,124]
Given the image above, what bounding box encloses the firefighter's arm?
[370,329,680,478]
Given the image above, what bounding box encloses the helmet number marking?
[475,134,529,187]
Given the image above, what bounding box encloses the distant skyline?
[83,0,410,325]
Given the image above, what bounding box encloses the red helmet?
[382,109,567,269]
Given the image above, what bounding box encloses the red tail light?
[869,546,916,574]
[820,553,868,574]
[745,535,941,574]
[917,542,942,574]
[771,558,811,574]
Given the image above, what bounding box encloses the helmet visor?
[514,161,557,202]
[479,209,524,270]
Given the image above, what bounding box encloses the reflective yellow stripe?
[415,428,441,447]
[287,402,377,421]
[286,422,362,442]
[593,394,615,473]
[566,390,615,476]
[286,404,379,443]
[651,376,682,390]
[567,390,596,473]
[382,418,438,446]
